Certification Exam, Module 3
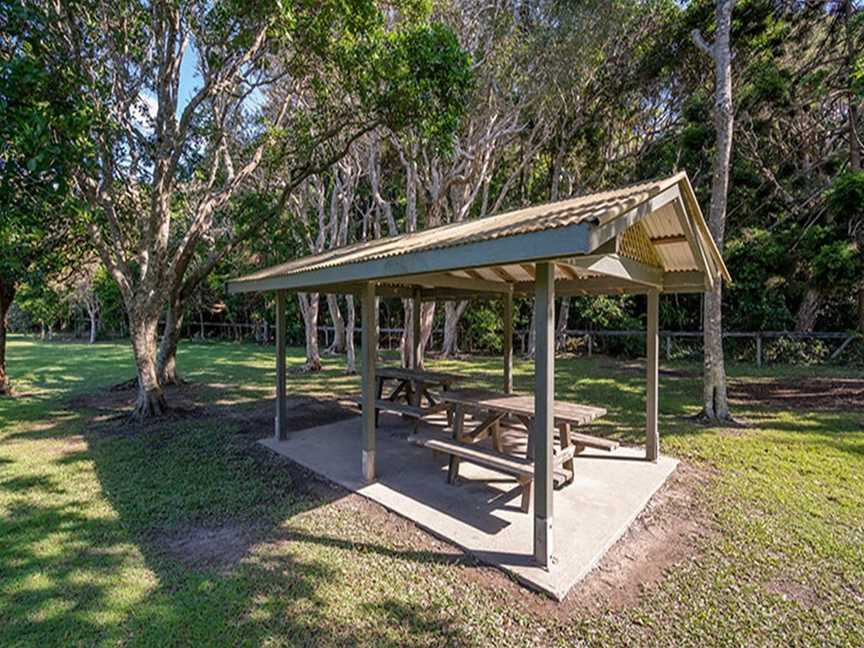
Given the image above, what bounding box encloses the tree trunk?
[88,306,98,344]
[441,301,468,357]
[157,299,185,386]
[129,313,167,420]
[845,0,862,173]
[795,287,821,332]
[345,295,357,374]
[325,293,346,354]
[555,297,571,351]
[298,292,322,371]
[417,301,436,368]
[695,0,735,423]
[702,283,730,419]
[857,286,864,334]
[0,280,15,396]
[527,304,536,358]
[400,298,413,367]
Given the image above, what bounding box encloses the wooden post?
[533,262,555,568]
[756,334,762,368]
[503,289,513,394]
[361,283,377,482]
[274,290,288,441]
[587,334,592,357]
[666,334,672,359]
[412,288,422,370]
[646,290,659,462]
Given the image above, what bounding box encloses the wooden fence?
[64,318,859,366]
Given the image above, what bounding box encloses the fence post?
[665,334,672,359]
[586,334,592,357]
[756,334,762,368]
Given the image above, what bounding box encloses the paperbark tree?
[692,0,736,423]
[56,1,469,418]
[65,263,102,344]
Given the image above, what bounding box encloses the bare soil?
[763,578,820,608]
[156,522,264,573]
[729,377,864,412]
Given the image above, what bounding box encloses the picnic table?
[360,366,465,428]
[412,389,614,512]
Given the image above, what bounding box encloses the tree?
[0,0,91,394]
[52,0,469,419]
[692,0,736,423]
[65,262,104,344]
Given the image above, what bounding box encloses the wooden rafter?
[560,254,663,288]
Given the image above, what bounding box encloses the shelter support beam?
[412,288,421,369]
[533,263,555,568]
[503,290,513,394]
[361,283,377,481]
[560,254,663,288]
[646,289,659,461]
[274,290,287,441]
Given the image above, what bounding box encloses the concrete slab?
[261,414,678,600]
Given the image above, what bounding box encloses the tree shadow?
[1,382,480,646]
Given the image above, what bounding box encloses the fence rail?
[57,318,859,366]
[550,329,856,367]
[313,326,858,367]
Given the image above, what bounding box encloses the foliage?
[460,301,503,354]
[764,337,830,365]
[0,0,92,288]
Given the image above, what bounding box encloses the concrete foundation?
[261,413,677,600]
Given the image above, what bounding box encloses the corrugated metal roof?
[234,174,683,282]
[228,171,729,294]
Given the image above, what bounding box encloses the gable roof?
[228,171,728,297]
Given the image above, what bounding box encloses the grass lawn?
[1,335,863,647]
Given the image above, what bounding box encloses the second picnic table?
[370,366,465,427]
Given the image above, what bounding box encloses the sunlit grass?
[0,335,862,646]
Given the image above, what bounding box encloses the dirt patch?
[68,381,357,437]
[561,462,716,614]
[763,578,820,608]
[156,522,262,572]
[729,377,864,412]
[602,361,698,380]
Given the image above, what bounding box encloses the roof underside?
[228,171,729,299]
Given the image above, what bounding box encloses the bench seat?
[411,432,574,512]
[354,398,431,419]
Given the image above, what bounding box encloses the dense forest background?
[6,0,864,366]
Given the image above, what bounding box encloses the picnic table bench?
[356,366,465,430]
[412,389,615,512]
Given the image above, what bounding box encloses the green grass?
[1,335,863,646]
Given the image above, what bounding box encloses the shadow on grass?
[1,383,478,646]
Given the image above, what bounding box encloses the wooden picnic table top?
[376,366,466,385]
[440,388,606,427]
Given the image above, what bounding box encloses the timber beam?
[559,254,664,288]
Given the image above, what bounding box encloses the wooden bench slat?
[412,433,573,477]
[568,431,618,451]
[354,398,442,419]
